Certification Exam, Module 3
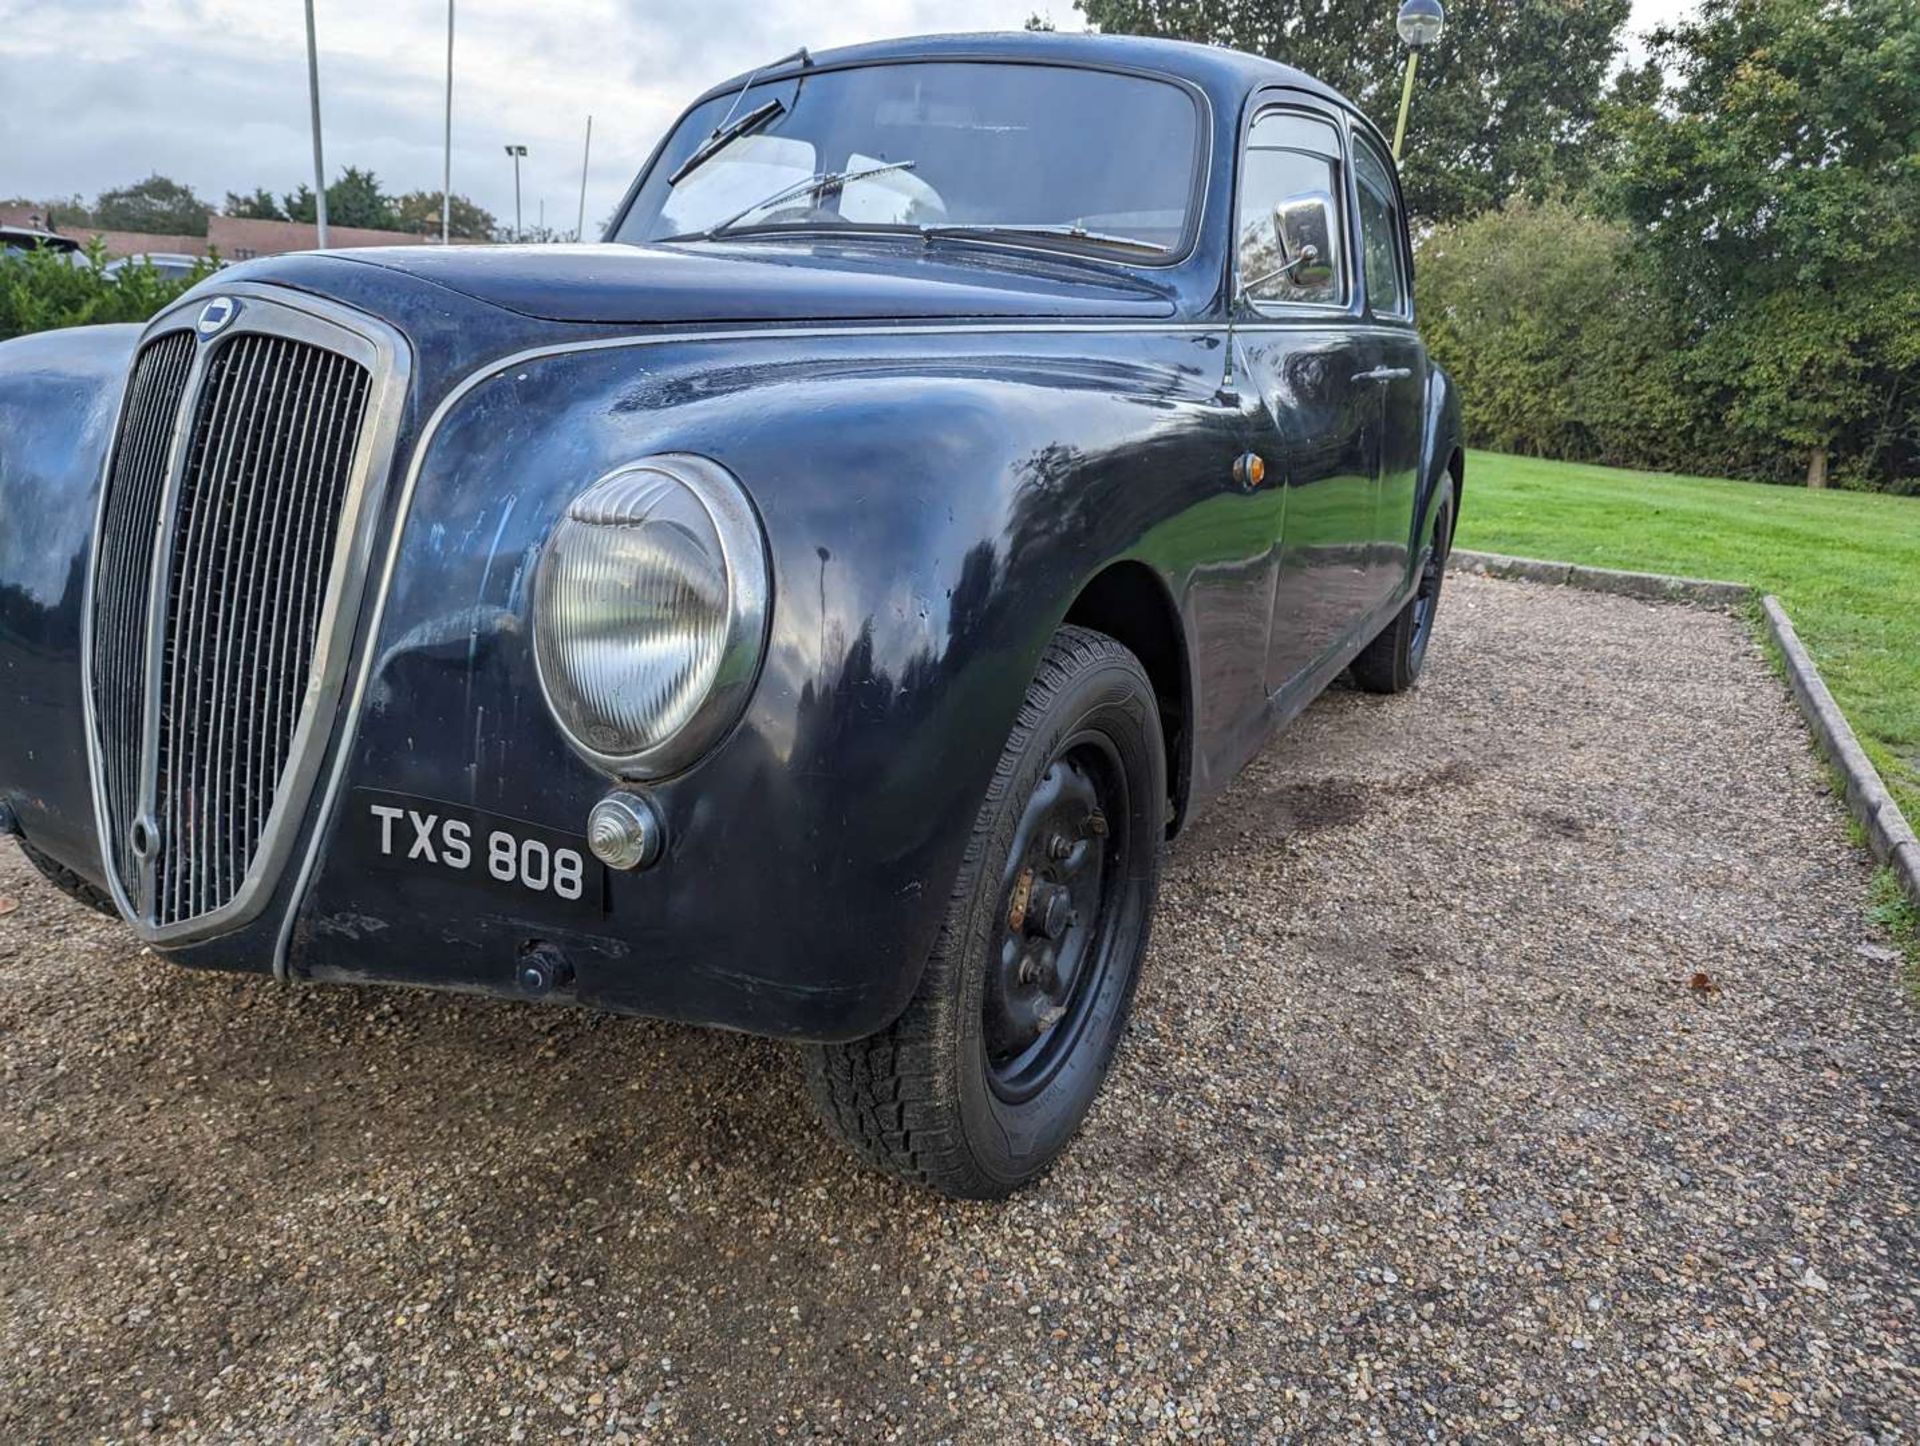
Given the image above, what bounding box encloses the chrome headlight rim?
[533,452,770,781]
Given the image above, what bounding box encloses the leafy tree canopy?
[283,167,398,231]
[93,174,211,237]
[2,195,94,229]
[223,187,287,221]
[1608,0,1920,484]
[392,189,498,241]
[1072,0,1631,222]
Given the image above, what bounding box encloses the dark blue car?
[0,33,1461,1196]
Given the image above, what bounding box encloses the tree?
[1416,197,1697,470]
[392,189,498,240]
[2,195,94,229]
[283,167,398,231]
[1071,0,1630,222]
[223,187,287,221]
[1609,0,1920,487]
[93,174,211,237]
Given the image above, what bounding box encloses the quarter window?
[1353,136,1409,318]
[1236,111,1347,308]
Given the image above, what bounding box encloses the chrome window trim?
[1347,121,1415,325]
[1232,100,1360,322]
[81,283,412,946]
[611,55,1217,272]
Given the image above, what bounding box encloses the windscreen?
[616,61,1202,257]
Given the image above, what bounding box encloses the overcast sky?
[0,0,1696,236]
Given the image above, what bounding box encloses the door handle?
[1351,366,1412,383]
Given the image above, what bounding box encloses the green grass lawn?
[1457,450,1920,826]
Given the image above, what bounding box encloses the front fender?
[285,328,1230,1038]
[0,324,140,878]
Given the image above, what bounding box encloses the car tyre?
[14,836,117,916]
[1350,497,1452,695]
[805,624,1165,1198]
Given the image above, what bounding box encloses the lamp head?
[1397,0,1445,49]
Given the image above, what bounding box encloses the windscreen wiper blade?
[668,98,787,187]
[704,160,917,240]
[920,222,1169,256]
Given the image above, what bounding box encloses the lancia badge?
[195,296,237,337]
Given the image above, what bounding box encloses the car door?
[1229,103,1385,697]
[1349,127,1427,600]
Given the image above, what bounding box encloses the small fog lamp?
[587,792,664,871]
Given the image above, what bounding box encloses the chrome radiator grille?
[92,331,196,894]
[151,335,371,925]
[86,293,401,939]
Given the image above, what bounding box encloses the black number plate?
[350,789,607,914]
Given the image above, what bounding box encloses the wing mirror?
[1238,190,1338,303]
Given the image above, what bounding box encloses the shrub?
[1417,197,1917,492]
[0,243,216,343]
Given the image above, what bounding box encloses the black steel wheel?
[806,625,1165,1198]
[1351,497,1452,695]
[14,835,117,916]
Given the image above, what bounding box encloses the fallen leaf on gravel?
[1690,971,1719,996]
[0,896,17,917]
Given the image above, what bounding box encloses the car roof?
[0,225,80,250]
[696,30,1354,116]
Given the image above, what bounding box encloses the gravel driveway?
[3,574,1915,1443]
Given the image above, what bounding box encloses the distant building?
[208,216,435,259]
[0,206,445,260]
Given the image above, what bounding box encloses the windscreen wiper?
[919,222,1169,256]
[703,161,918,240]
[668,97,787,187]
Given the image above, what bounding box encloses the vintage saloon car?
[0,33,1460,1197]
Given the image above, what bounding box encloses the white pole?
[442,0,454,245]
[305,0,329,246]
[577,114,593,241]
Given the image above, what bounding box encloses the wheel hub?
[983,749,1117,1099]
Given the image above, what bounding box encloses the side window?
[1352,135,1409,318]
[1236,110,1347,308]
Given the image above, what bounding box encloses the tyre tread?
[804,625,1151,1196]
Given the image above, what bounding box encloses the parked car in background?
[0,32,1461,1197]
[0,225,81,260]
[100,252,214,282]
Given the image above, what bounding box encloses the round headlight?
[534,454,769,778]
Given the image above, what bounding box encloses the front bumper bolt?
[586,792,664,871]
[517,941,574,996]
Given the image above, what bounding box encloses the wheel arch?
[1061,560,1193,836]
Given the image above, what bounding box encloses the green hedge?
[1416,198,1918,493]
[0,244,215,343]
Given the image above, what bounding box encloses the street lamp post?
[442,0,454,245]
[577,114,593,242]
[505,144,528,241]
[1392,0,1445,162]
[304,0,329,246]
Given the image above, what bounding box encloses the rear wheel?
[1351,498,1452,695]
[805,625,1165,1198]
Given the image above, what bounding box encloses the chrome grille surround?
[81,286,411,944]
